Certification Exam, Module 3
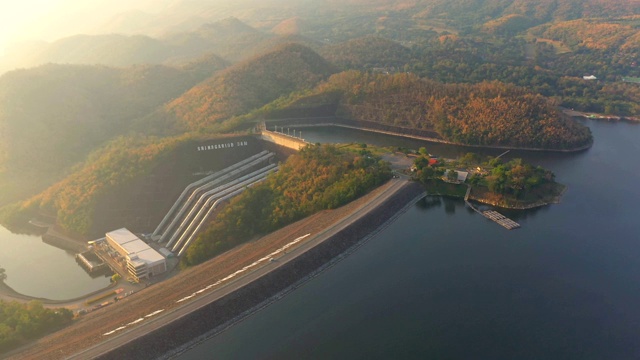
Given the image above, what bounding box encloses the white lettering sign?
[197,141,249,152]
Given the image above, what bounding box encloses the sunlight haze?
[0,0,166,53]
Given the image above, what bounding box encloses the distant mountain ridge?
[0,63,209,174]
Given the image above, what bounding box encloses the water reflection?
[0,224,111,300]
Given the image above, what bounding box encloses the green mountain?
[260,71,593,150]
[320,36,413,70]
[165,43,338,131]
[0,64,206,175]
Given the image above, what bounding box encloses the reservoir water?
[179,120,640,359]
[0,226,111,300]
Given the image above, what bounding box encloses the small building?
[456,171,469,182]
[583,75,597,80]
[428,158,438,166]
[106,228,166,281]
[443,169,469,183]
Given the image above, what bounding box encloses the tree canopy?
[183,144,391,265]
[0,300,73,354]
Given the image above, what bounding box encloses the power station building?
[105,228,167,281]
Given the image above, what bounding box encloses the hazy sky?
[0,0,167,53]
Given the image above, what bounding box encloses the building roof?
[107,228,165,266]
[583,75,597,80]
[106,228,139,245]
[136,248,166,265]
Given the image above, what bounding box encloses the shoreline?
[163,190,427,359]
[8,179,423,359]
[78,181,426,360]
[421,182,565,210]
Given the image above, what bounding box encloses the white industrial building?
[106,228,167,281]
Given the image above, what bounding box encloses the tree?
[418,166,436,182]
[446,169,458,181]
[414,156,429,169]
[468,173,482,186]
[0,268,6,281]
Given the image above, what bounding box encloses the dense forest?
[165,43,337,132]
[260,71,593,149]
[0,300,73,353]
[320,36,413,70]
[183,144,391,265]
[1,0,633,235]
[0,135,189,236]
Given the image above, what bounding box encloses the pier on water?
[481,210,520,230]
[464,186,521,230]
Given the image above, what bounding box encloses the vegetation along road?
[10,178,415,360]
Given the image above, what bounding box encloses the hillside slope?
[260,71,593,150]
[320,36,413,70]
[165,43,338,131]
[0,64,206,175]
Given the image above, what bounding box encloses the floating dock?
[464,187,520,230]
[482,210,520,230]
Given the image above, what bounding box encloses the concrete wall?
[260,130,309,151]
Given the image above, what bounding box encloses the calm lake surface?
[0,226,111,300]
[179,120,640,359]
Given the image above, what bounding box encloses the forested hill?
[0,63,211,175]
[162,17,273,63]
[164,43,337,132]
[260,71,593,150]
[338,0,640,25]
[320,36,413,70]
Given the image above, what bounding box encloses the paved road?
[69,178,409,359]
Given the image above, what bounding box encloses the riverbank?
[268,118,593,153]
[561,107,640,123]
[0,281,39,302]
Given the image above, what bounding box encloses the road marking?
[127,318,145,326]
[175,233,311,304]
[177,294,196,303]
[103,310,165,336]
[145,309,165,317]
[104,233,314,337]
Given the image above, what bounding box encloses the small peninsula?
[411,150,565,209]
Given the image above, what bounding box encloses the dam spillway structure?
[153,151,277,255]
